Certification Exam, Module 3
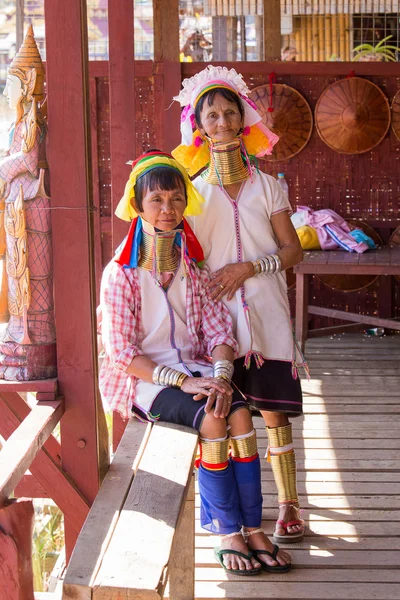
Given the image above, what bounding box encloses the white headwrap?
[173,65,278,151]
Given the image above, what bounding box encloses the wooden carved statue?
[0,25,56,380]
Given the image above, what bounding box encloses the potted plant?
[352,35,400,62]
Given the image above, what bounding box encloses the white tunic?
[134,261,212,415]
[189,171,298,364]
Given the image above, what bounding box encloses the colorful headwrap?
[172,66,279,177]
[115,150,204,222]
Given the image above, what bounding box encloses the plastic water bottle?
[277,173,289,199]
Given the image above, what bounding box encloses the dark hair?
[134,166,187,212]
[194,88,244,129]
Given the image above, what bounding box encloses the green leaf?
[353,44,374,53]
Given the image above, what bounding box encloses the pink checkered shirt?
[98,260,238,419]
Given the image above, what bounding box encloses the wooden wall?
[89,60,400,327]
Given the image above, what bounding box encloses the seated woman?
[98,150,291,575]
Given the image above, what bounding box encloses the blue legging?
[198,455,262,534]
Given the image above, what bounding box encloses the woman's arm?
[270,210,303,270]
[208,211,303,302]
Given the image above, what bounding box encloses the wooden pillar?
[295,272,309,352]
[108,1,136,452]
[255,15,263,62]
[16,0,24,50]
[44,0,109,560]
[154,0,181,153]
[263,0,281,60]
[108,0,135,250]
[0,500,35,600]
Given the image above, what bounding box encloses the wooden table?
[293,247,400,350]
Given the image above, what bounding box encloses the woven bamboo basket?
[315,77,390,154]
[391,90,400,142]
[249,83,313,161]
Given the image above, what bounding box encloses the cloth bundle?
[291,206,376,253]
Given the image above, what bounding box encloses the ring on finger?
[219,284,224,290]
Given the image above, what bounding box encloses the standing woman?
[172,67,307,546]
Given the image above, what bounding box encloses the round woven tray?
[391,89,400,141]
[249,83,313,161]
[315,77,390,154]
[317,221,382,292]
[389,226,400,283]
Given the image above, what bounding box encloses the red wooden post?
[154,0,181,152]
[44,0,108,559]
[108,0,136,448]
[108,0,135,251]
[0,499,35,600]
[89,76,103,306]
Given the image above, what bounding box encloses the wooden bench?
[63,419,198,600]
[294,246,400,351]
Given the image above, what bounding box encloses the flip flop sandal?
[214,547,262,576]
[272,519,305,544]
[252,544,292,573]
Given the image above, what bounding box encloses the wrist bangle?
[272,253,282,273]
[152,364,166,385]
[213,359,234,381]
[252,260,261,276]
[176,372,187,389]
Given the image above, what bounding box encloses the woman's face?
[198,92,243,142]
[137,182,186,231]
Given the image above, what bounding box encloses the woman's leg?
[261,410,304,541]
[228,409,292,568]
[199,411,260,572]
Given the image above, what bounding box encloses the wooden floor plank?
[194,567,400,582]
[194,581,400,599]
[307,368,399,376]
[194,509,400,522]
[300,396,399,404]
[301,404,400,414]
[305,334,400,347]
[195,548,400,568]
[260,471,400,482]
[195,535,400,551]
[256,448,399,461]
[195,495,400,509]
[195,519,396,537]
[301,377,400,396]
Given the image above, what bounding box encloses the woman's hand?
[207,262,254,302]
[181,376,233,418]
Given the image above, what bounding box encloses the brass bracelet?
[176,372,188,389]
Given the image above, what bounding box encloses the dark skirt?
[135,385,248,432]
[232,357,303,418]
